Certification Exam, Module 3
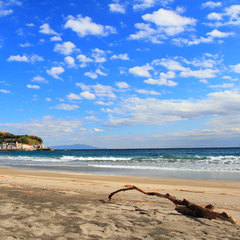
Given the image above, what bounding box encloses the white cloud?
[210,83,234,88]
[64,15,116,37]
[50,36,62,42]
[0,116,83,140]
[39,23,57,35]
[133,0,172,10]
[7,55,28,62]
[0,9,12,17]
[65,56,76,68]
[77,54,93,67]
[76,82,90,91]
[54,41,76,55]
[32,76,48,84]
[67,93,81,101]
[47,66,64,79]
[142,8,196,36]
[84,71,98,79]
[95,101,114,106]
[109,2,126,14]
[129,64,153,77]
[96,68,107,76]
[94,128,104,132]
[91,48,107,63]
[115,82,129,89]
[153,58,188,71]
[231,63,240,73]
[46,97,51,102]
[207,12,223,21]
[180,69,218,78]
[111,53,130,60]
[206,29,233,38]
[54,103,79,111]
[129,23,162,44]
[19,43,32,47]
[225,5,240,25]
[80,91,96,100]
[130,8,196,43]
[0,89,10,94]
[202,1,222,9]
[93,84,116,98]
[76,83,116,99]
[135,89,160,95]
[7,54,44,63]
[26,84,40,89]
[26,23,34,27]
[0,0,21,17]
[105,91,240,127]
[144,71,177,86]
[30,55,44,62]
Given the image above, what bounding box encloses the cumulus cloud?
[80,91,96,100]
[64,15,116,37]
[91,48,107,63]
[201,1,222,9]
[77,54,93,67]
[77,83,116,98]
[133,0,173,10]
[0,0,21,17]
[207,12,223,21]
[0,116,83,139]
[144,71,177,86]
[84,71,98,79]
[111,53,130,60]
[135,89,160,95]
[65,56,76,68]
[54,103,79,111]
[180,68,218,78]
[7,54,44,63]
[39,23,57,35]
[0,89,10,94]
[129,64,153,77]
[7,55,28,62]
[54,41,76,55]
[115,82,129,89]
[231,63,240,73]
[153,58,188,71]
[67,93,81,101]
[206,29,233,38]
[109,2,126,13]
[50,36,62,42]
[31,76,48,83]
[26,84,40,89]
[105,91,240,127]
[47,66,64,79]
[130,8,196,43]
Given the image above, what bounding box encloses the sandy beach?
[0,168,239,239]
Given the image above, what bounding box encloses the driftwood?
[108,185,238,224]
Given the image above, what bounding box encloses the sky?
[0,0,240,148]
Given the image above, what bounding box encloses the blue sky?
[1,0,240,148]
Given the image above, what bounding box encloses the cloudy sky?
[0,0,240,148]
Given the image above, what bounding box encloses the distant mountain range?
[50,144,98,150]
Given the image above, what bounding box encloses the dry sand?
[0,167,239,240]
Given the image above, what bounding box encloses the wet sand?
[0,167,240,239]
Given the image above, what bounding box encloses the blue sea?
[0,148,240,181]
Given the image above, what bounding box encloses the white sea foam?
[88,164,240,172]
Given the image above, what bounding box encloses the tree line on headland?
[0,132,43,145]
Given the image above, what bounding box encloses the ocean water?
[0,148,240,181]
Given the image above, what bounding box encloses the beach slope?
[0,168,240,239]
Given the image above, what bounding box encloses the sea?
[0,148,240,181]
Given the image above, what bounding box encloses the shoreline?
[0,167,240,239]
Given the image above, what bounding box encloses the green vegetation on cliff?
[0,132,43,145]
